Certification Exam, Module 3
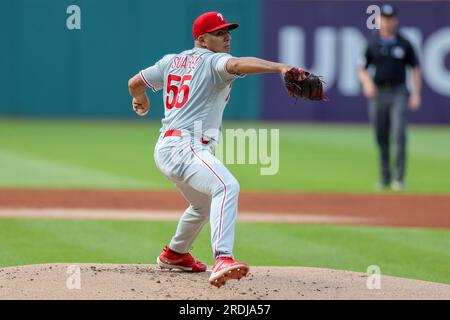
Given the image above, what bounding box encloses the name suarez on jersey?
[171,55,203,70]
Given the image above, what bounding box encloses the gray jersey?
[140,47,242,142]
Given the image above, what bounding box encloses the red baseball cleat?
[209,257,249,288]
[156,246,207,272]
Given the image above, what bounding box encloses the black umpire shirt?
[364,32,419,87]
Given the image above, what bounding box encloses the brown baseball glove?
[284,67,326,101]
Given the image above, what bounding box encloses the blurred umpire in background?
[359,4,422,191]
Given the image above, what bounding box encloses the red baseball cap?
[192,12,239,39]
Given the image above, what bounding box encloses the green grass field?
[0,218,448,284]
[1,119,450,192]
[0,119,449,284]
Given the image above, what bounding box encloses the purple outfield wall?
[262,0,450,123]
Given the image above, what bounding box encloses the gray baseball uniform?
[140,47,243,258]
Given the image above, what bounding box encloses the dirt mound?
[1,264,449,300]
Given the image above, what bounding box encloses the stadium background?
[2,0,449,122]
[0,0,449,294]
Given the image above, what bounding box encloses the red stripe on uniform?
[139,71,157,93]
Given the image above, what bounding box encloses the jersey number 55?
[166,74,192,109]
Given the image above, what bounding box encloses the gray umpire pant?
[154,133,239,259]
[369,85,409,185]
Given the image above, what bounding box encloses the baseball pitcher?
[128,11,324,288]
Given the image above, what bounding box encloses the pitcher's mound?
[0,264,449,300]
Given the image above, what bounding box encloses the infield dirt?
[1,189,449,227]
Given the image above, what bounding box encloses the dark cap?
[381,4,397,17]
